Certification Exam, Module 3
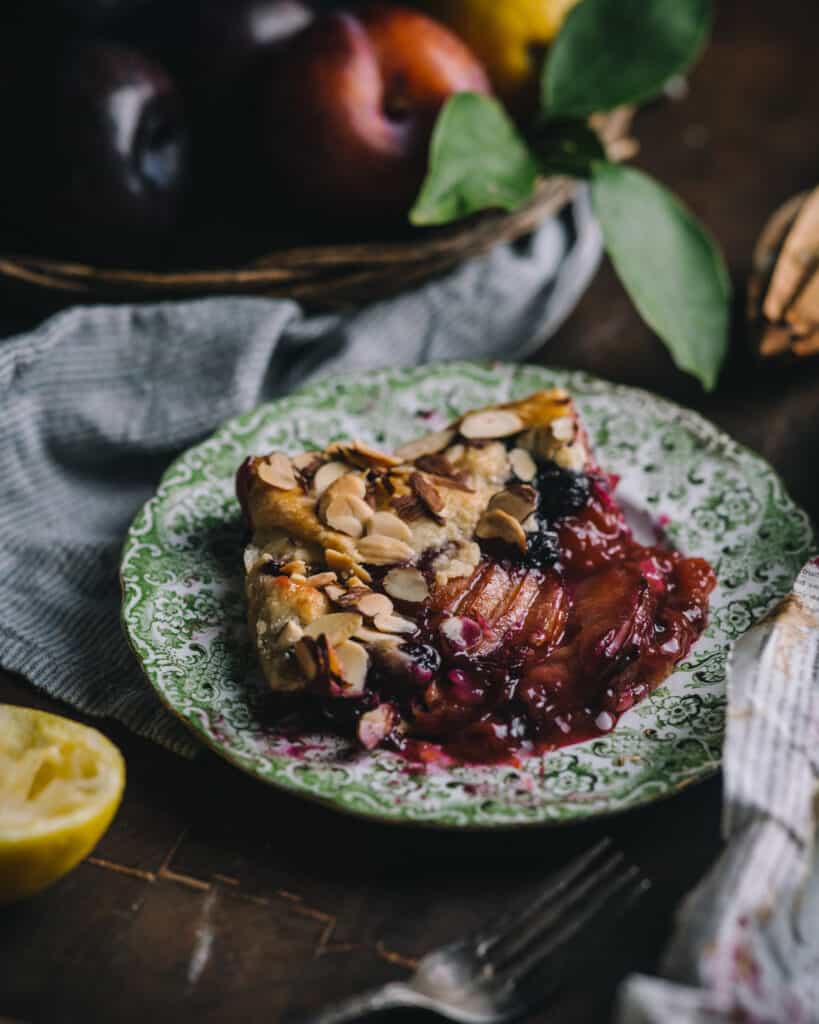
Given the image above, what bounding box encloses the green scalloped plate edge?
[120,361,815,830]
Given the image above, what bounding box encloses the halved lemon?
[0,705,125,905]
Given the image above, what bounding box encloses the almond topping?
[392,494,425,521]
[475,508,528,553]
[276,619,304,647]
[324,583,346,603]
[313,461,349,495]
[373,612,417,635]
[257,452,298,490]
[410,472,446,522]
[322,494,373,538]
[304,571,337,588]
[550,416,576,442]
[356,592,394,618]
[294,638,319,680]
[414,453,457,478]
[289,573,307,584]
[488,483,538,523]
[324,548,372,583]
[394,429,456,462]
[334,640,369,696]
[509,447,537,482]
[459,409,524,440]
[304,612,363,646]
[357,704,396,750]
[383,567,429,604]
[354,626,402,649]
[356,534,415,566]
[281,560,307,576]
[367,511,413,543]
[326,439,401,469]
[292,451,322,471]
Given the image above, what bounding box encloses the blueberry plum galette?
[236,389,716,763]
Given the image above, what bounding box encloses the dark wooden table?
[3,2,819,1021]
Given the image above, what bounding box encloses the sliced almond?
[356,534,416,566]
[410,472,446,522]
[294,638,319,680]
[367,511,413,543]
[353,626,402,649]
[292,451,322,471]
[304,611,363,646]
[550,416,576,442]
[289,573,307,584]
[281,559,307,576]
[357,704,396,750]
[257,452,298,490]
[509,447,537,482]
[356,592,394,618]
[326,439,401,469]
[304,571,337,588]
[322,494,373,538]
[324,583,346,603]
[324,548,372,583]
[313,461,349,496]
[414,453,456,478]
[394,428,455,462]
[459,409,524,440]
[276,619,304,647]
[488,483,537,523]
[334,640,369,696]
[373,612,417,635]
[383,567,429,604]
[444,443,465,464]
[475,508,528,553]
[392,494,425,522]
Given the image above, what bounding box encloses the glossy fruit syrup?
[321,462,716,765]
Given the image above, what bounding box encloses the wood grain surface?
[2,1,818,1021]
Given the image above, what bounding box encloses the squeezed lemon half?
[0,705,125,905]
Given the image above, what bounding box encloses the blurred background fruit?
[418,0,581,117]
[0,705,125,905]
[255,5,492,223]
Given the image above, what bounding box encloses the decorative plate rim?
[120,361,815,830]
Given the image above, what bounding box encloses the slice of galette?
[236,389,716,763]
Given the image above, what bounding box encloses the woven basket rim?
[0,108,634,306]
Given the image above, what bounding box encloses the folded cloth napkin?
[619,558,819,1024]
[0,192,601,756]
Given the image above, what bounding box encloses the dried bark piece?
[764,185,819,322]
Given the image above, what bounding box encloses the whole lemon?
[422,0,580,116]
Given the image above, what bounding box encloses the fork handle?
[303,982,418,1023]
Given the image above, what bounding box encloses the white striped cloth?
[620,559,819,1023]
[0,193,601,757]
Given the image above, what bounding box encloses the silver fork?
[305,838,650,1024]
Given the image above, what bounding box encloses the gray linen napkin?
[0,193,601,756]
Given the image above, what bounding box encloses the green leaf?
[410,93,537,227]
[590,162,730,390]
[530,117,606,179]
[544,0,712,117]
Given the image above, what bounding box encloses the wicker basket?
[0,110,634,312]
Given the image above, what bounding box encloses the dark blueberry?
[536,462,591,522]
[522,526,561,570]
[400,642,441,677]
[260,561,284,576]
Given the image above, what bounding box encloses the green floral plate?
[120,362,813,828]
